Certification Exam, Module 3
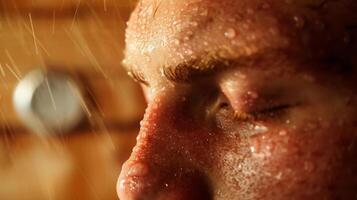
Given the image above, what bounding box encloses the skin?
[118,0,357,199]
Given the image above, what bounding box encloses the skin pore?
[118,0,357,199]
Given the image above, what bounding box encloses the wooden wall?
[0,1,144,199]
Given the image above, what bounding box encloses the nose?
[117,89,213,200]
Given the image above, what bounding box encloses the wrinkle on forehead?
[124,0,357,79]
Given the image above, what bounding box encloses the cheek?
[211,119,357,198]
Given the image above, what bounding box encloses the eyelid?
[233,103,297,121]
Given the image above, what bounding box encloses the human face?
[118,0,357,199]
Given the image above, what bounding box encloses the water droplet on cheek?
[224,28,236,39]
[279,130,288,136]
[343,32,351,45]
[304,161,315,172]
[250,146,256,153]
[293,15,305,28]
[253,124,268,134]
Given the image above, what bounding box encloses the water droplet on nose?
[127,162,149,177]
[224,28,236,39]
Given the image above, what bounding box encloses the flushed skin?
[118,0,357,199]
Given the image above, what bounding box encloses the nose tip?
[117,161,157,200]
[117,160,213,200]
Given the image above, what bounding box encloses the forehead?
[124,0,357,78]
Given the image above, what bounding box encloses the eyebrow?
[162,56,233,82]
[126,52,263,85]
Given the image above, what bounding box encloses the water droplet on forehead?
[173,39,181,45]
[224,28,236,39]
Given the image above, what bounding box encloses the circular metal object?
[13,69,85,135]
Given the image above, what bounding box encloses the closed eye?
[233,103,297,122]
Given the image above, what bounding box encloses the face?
[118,0,357,199]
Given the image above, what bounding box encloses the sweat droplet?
[293,15,305,28]
[254,124,268,133]
[173,39,181,45]
[224,28,236,39]
[127,163,149,177]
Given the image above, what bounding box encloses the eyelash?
[128,70,148,85]
[232,104,293,122]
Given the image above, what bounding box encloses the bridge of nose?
[118,88,217,199]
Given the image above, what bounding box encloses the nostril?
[158,169,213,200]
[118,161,213,200]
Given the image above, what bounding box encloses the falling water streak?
[94,116,115,150]
[70,27,109,78]
[5,49,22,78]
[67,81,92,117]
[43,185,55,200]
[28,13,39,55]
[45,77,58,111]
[0,64,8,90]
[114,3,127,33]
[77,166,101,200]
[88,6,105,27]
[104,0,107,12]
[0,64,5,77]
[52,10,56,34]
[4,64,20,81]
[64,29,86,56]
[71,0,81,30]
[86,88,105,117]
[0,110,13,141]
[22,21,50,56]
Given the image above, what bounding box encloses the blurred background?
[0,0,146,199]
